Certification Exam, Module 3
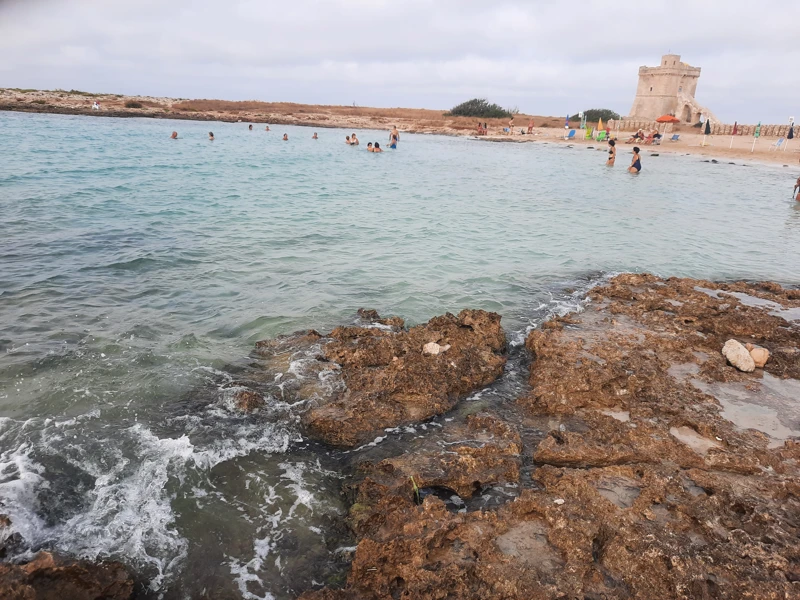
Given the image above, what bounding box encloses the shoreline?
[6,105,799,170]
[8,274,798,598]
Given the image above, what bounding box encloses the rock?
[722,339,755,372]
[303,309,506,447]
[422,341,450,355]
[749,346,770,368]
[0,552,133,600]
[233,388,265,412]
[304,275,800,600]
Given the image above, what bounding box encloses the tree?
[446,98,513,119]
[569,108,621,122]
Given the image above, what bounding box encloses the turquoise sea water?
[1,111,799,598]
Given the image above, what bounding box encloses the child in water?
[374,142,383,153]
[283,134,288,141]
[312,132,318,139]
[367,142,373,152]
[208,132,214,141]
[628,147,642,173]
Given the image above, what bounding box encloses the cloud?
[0,0,797,122]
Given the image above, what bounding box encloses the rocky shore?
[3,274,799,599]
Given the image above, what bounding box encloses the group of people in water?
[170,124,400,151]
[605,140,642,173]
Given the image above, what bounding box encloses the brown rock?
[0,552,133,600]
[303,309,506,447]
[305,275,800,600]
[750,346,770,368]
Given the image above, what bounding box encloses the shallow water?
[1,111,800,598]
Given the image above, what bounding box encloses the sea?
[1,111,799,599]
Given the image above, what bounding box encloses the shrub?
[569,108,621,122]
[125,101,143,109]
[445,98,512,119]
[31,99,46,104]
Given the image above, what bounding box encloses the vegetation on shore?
[569,108,621,122]
[446,98,515,119]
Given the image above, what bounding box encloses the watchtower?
[628,54,713,123]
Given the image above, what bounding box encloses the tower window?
[679,86,682,92]
[650,87,653,92]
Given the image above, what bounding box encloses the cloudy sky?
[1,0,797,123]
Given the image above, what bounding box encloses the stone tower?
[628,54,716,123]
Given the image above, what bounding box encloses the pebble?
[722,339,755,372]
[423,342,450,355]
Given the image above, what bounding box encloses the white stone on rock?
[423,342,451,355]
[721,339,755,372]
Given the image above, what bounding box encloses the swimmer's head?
[209,132,214,138]
[170,131,178,138]
[367,142,373,147]
[346,136,350,140]
[375,142,380,149]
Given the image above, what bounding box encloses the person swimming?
[351,133,359,146]
[606,139,616,167]
[367,142,373,152]
[208,132,214,141]
[628,147,642,173]
[248,124,253,131]
[265,125,270,131]
[346,135,352,145]
[170,131,178,139]
[283,134,288,141]
[312,132,318,139]
[374,142,383,153]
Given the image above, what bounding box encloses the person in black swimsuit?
[628,147,642,173]
[606,140,616,167]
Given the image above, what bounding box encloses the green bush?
[124,101,143,109]
[31,99,46,104]
[446,98,513,119]
[569,108,621,122]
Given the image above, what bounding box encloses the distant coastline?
[3,88,798,166]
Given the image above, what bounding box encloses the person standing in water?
[248,124,253,131]
[606,140,616,167]
[794,176,800,201]
[265,125,270,131]
[283,134,288,141]
[351,133,359,146]
[374,142,383,153]
[208,132,214,141]
[345,135,352,145]
[366,142,374,152]
[389,126,399,148]
[628,147,642,173]
[312,132,318,139]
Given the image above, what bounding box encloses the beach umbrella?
[596,117,603,139]
[785,124,794,152]
[729,121,738,148]
[655,115,680,123]
[751,121,761,153]
[702,119,711,146]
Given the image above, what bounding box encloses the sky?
[1,0,798,123]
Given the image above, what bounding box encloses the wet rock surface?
[0,551,133,600]
[302,309,507,447]
[300,275,800,600]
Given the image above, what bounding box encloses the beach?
[4,88,798,168]
[1,107,799,599]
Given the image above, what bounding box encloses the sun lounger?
[769,137,785,151]
[564,130,576,140]
[669,134,680,142]
[585,128,593,141]
[596,131,607,142]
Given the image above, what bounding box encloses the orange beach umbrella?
[655,115,681,123]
